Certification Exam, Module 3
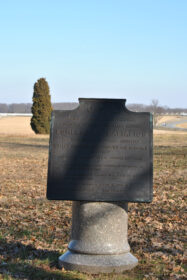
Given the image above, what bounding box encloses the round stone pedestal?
[59,201,138,273]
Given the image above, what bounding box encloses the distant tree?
[0,103,9,113]
[150,99,161,127]
[30,78,52,134]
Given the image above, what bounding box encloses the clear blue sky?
[0,0,187,107]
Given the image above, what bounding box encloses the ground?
[156,115,184,125]
[0,116,186,280]
[0,117,35,136]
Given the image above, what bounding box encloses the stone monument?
[47,98,153,273]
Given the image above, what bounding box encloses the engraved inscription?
[47,99,153,202]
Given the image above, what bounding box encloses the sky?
[0,0,187,108]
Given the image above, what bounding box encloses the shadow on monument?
[47,99,152,272]
[47,100,152,202]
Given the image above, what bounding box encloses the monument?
[47,98,153,273]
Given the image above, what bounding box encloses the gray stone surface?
[59,201,138,273]
[59,251,138,273]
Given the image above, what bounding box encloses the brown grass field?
[176,123,187,129]
[0,117,35,136]
[0,117,186,279]
[156,115,187,126]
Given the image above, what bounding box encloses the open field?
[0,115,187,136]
[0,117,187,279]
[157,115,187,126]
[176,123,187,129]
[0,117,35,136]
[153,130,187,146]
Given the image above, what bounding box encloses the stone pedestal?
[59,201,138,273]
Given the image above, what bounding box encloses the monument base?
[59,201,138,273]
[59,250,138,273]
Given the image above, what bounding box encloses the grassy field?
[0,117,35,136]
[0,117,186,279]
[176,123,187,129]
[156,115,187,126]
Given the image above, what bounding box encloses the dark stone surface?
[47,98,153,202]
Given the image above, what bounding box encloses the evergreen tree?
[31,78,52,134]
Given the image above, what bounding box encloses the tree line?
[1,77,187,134]
[1,102,186,114]
[0,102,78,113]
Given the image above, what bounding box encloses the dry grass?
[0,133,186,279]
[153,129,187,135]
[156,115,185,125]
[176,123,187,129]
[0,117,35,136]
[0,117,186,279]
[1,116,187,137]
[154,130,187,146]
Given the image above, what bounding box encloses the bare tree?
[150,99,160,127]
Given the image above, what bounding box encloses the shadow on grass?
[0,141,49,150]
[0,263,83,280]
[0,238,84,280]
[154,145,187,155]
[0,238,146,280]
